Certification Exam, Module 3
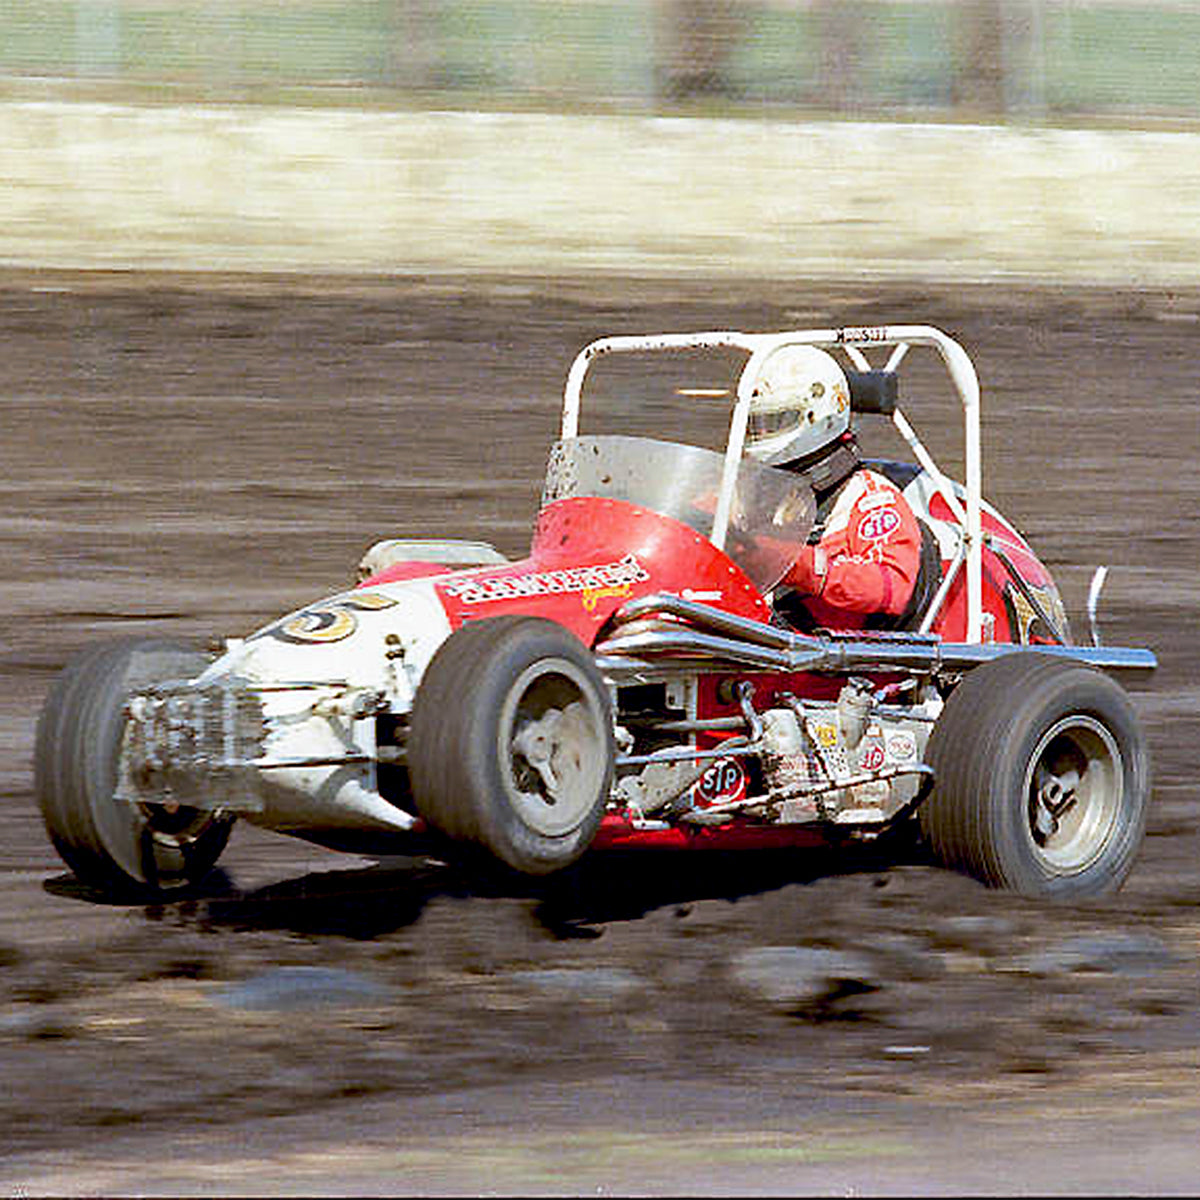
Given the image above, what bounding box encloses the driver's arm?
[784,472,922,617]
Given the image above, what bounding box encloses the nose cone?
[198,578,454,702]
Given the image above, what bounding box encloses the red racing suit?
[781,468,923,631]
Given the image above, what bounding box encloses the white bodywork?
[121,577,454,836]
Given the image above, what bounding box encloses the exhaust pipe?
[597,592,1156,678]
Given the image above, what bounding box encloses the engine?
[755,679,934,826]
[613,677,936,831]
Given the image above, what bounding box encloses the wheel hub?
[1025,716,1122,873]
[1033,767,1080,838]
[503,658,609,838]
[512,708,565,799]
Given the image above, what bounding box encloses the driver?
[745,345,923,631]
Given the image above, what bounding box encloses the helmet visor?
[747,405,802,448]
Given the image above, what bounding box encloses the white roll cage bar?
[562,325,985,643]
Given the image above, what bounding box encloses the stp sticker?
[691,758,747,807]
[859,744,886,771]
[858,507,901,541]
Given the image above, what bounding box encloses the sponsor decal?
[681,588,723,602]
[859,743,886,771]
[691,758,747,807]
[581,583,634,612]
[886,732,917,761]
[858,507,901,541]
[258,591,398,646]
[837,326,889,344]
[442,553,650,606]
[813,722,839,749]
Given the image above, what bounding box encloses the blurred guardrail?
[3,1,1200,123]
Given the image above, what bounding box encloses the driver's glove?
[785,543,828,598]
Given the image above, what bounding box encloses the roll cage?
[563,325,985,641]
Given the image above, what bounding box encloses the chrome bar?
[254,754,374,769]
[615,742,761,768]
[1088,565,1109,648]
[612,591,798,650]
[564,326,987,638]
[599,593,1156,675]
[601,626,817,671]
[621,715,748,733]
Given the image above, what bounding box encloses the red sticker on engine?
[859,744,886,771]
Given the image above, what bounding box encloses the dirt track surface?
[1,272,1198,1195]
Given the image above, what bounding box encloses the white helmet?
[744,345,851,466]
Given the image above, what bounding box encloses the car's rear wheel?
[408,616,613,875]
[35,638,234,897]
[920,652,1149,899]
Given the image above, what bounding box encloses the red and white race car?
[35,325,1155,901]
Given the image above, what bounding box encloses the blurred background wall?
[7,0,1200,121]
[1,0,1198,281]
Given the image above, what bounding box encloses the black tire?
[408,616,613,876]
[34,638,234,897]
[920,652,1149,899]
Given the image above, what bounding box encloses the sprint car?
[35,325,1155,901]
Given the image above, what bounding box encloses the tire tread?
[920,652,1149,898]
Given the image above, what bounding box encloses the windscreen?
[543,435,815,594]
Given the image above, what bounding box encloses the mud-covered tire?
[34,638,234,897]
[920,652,1149,899]
[408,616,613,876]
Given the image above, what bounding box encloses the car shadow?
[90,834,933,941]
[533,839,931,936]
[171,856,450,939]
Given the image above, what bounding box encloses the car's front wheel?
[408,616,613,876]
[920,652,1149,899]
[34,638,235,897]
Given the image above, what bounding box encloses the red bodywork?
[432,498,770,638]
[927,495,1058,645]
[363,490,1061,852]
